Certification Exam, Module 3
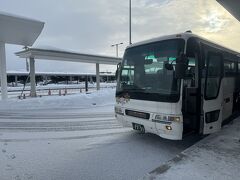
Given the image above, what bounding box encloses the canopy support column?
[85,75,88,92]
[96,63,100,90]
[29,57,37,97]
[0,42,8,100]
[15,75,18,86]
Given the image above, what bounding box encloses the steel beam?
[29,57,37,97]
[0,42,8,100]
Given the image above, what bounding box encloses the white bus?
[115,32,240,140]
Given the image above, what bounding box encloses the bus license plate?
[133,123,144,131]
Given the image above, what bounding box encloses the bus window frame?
[204,51,223,100]
[223,60,237,77]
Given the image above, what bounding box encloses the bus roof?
[127,32,240,57]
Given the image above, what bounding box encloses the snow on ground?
[5,82,116,99]
[141,118,240,180]
[7,82,116,91]
[1,87,238,180]
[0,88,116,111]
[0,88,201,180]
[0,128,199,180]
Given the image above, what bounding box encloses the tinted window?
[224,61,236,76]
[238,63,240,74]
[205,53,222,99]
[116,39,185,102]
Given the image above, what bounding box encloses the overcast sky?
[1,0,240,73]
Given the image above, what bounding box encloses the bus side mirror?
[115,62,121,79]
[175,54,189,79]
[165,63,173,70]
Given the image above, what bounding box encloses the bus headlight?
[168,116,181,122]
[154,114,181,123]
[155,115,168,121]
[166,125,172,130]
[115,106,124,115]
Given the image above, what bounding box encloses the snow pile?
[141,119,240,180]
[0,88,116,111]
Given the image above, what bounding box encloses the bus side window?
[238,63,240,74]
[224,60,236,76]
[120,66,134,85]
[186,37,197,87]
[236,62,240,92]
[205,52,222,99]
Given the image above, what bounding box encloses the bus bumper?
[116,114,183,140]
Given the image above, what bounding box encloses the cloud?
[1,0,240,74]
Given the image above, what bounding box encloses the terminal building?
[6,71,116,87]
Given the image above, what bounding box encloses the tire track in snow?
[0,112,114,119]
[0,109,122,132]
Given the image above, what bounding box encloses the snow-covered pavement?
[0,128,200,180]
[0,89,201,180]
[142,118,240,180]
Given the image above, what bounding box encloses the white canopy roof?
[217,0,240,21]
[15,48,122,65]
[0,11,44,46]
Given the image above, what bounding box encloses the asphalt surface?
[0,107,201,180]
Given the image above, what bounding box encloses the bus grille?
[125,110,150,120]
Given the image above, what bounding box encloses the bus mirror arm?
[115,62,122,79]
[175,54,189,79]
[164,62,174,70]
[115,69,118,79]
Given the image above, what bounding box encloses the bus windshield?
[116,39,185,102]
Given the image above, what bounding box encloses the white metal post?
[96,63,100,90]
[0,42,8,100]
[90,76,93,84]
[29,57,37,97]
[69,76,73,84]
[26,58,29,72]
[15,75,18,87]
[116,44,119,57]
